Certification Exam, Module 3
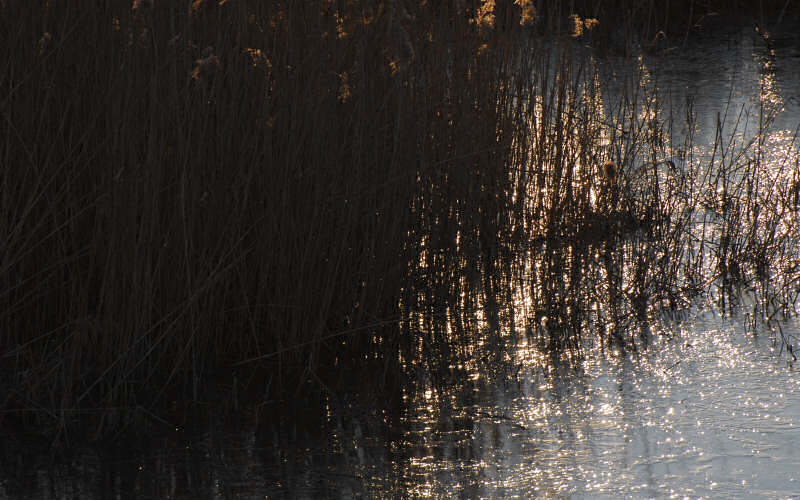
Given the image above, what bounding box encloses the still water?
[390,311,800,498]
[5,19,800,500]
[4,310,799,498]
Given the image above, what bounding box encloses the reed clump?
[403,37,799,365]
[0,0,540,437]
[2,1,799,440]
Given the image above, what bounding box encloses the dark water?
[4,311,799,498]
[4,20,800,500]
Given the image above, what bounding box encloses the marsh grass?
[402,32,799,371]
[0,0,538,437]
[1,1,799,440]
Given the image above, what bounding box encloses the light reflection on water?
[393,311,800,498]
[9,311,796,499]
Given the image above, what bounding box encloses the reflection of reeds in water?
[1,1,799,440]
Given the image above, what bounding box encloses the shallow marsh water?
[392,311,800,498]
[4,18,800,500]
[4,311,799,498]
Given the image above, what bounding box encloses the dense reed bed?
[0,0,537,437]
[1,1,798,440]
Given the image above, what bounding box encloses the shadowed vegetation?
[1,0,799,441]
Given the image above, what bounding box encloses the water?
[4,18,800,500]
[4,311,798,498]
[397,311,800,498]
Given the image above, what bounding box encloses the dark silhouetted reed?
[1,1,798,440]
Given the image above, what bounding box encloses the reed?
[0,0,536,436]
[1,1,798,440]
[403,27,799,364]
